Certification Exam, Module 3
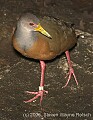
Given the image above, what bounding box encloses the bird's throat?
[15,28,37,51]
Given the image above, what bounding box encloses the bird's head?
[18,13,52,38]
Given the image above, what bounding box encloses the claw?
[62,67,78,88]
[24,90,48,105]
[24,94,39,103]
[62,51,79,88]
[24,61,47,104]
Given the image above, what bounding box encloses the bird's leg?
[62,51,78,88]
[24,61,48,105]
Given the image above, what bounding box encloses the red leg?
[62,51,78,88]
[24,61,48,105]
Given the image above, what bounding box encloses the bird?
[12,13,78,105]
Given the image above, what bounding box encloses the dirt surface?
[0,0,93,120]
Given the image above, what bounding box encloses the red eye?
[29,23,34,26]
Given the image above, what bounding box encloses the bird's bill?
[35,23,52,38]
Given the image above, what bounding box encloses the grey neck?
[14,26,37,50]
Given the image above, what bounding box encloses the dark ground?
[0,0,93,120]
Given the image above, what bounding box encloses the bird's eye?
[29,23,34,26]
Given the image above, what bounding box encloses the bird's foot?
[24,86,48,105]
[62,67,78,88]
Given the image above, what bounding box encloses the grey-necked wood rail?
[12,13,78,104]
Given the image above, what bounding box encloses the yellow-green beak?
[35,23,52,38]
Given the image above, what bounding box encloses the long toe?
[62,67,78,88]
[24,94,40,103]
[25,91,39,94]
[24,90,48,104]
[62,72,72,88]
[72,72,78,85]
